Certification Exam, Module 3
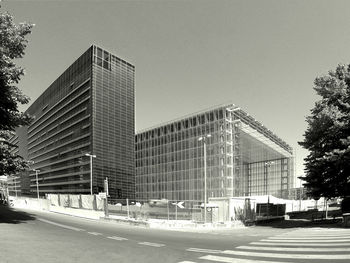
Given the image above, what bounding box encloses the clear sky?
[3,0,350,184]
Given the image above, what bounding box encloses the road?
[1,205,350,263]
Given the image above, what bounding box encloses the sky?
[3,0,350,184]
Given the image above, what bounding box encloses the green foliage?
[299,64,350,199]
[341,197,350,214]
[0,9,34,175]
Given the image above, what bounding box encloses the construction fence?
[44,195,256,223]
[107,197,257,223]
[107,198,209,222]
[11,194,312,223]
[47,194,105,210]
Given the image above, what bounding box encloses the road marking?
[37,218,84,232]
[107,236,128,241]
[87,232,102,236]
[138,242,165,247]
[260,238,350,243]
[268,236,350,240]
[200,255,292,263]
[250,241,350,247]
[237,245,350,252]
[285,231,350,235]
[186,248,222,254]
[283,231,350,236]
[282,234,350,238]
[222,250,350,259]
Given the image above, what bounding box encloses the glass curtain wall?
[136,107,240,202]
[136,104,294,202]
[92,45,135,199]
[26,48,92,195]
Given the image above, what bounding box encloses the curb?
[100,216,150,227]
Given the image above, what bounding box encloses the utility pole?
[33,169,40,201]
[198,134,211,224]
[264,162,274,219]
[85,153,96,195]
[14,177,17,198]
[104,177,109,218]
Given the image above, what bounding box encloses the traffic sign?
[98,192,107,198]
[176,201,185,209]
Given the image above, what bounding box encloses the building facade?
[11,45,135,199]
[135,104,294,202]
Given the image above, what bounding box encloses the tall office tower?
[12,45,135,199]
[135,104,294,202]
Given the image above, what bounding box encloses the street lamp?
[13,176,17,198]
[264,161,274,219]
[264,161,274,195]
[198,134,211,224]
[85,153,96,195]
[33,169,40,201]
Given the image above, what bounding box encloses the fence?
[107,198,210,222]
[13,194,300,224]
[47,194,105,211]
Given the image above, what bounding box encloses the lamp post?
[14,176,17,198]
[33,169,40,201]
[85,153,96,195]
[264,161,274,195]
[198,134,211,224]
[264,161,274,218]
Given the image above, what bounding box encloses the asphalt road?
[1,205,350,263]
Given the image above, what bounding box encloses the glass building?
[135,104,294,202]
[12,45,135,199]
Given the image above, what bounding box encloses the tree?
[0,9,34,175]
[299,64,350,199]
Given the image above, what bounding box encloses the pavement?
[11,198,246,231]
[10,198,347,232]
[256,218,344,228]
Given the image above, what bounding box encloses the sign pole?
[104,177,109,218]
[167,201,169,221]
[176,203,178,220]
[126,198,130,218]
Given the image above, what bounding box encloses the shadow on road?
[0,204,36,224]
[256,218,344,228]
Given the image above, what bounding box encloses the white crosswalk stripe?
[236,245,350,252]
[221,250,350,259]
[260,238,350,242]
[251,241,350,246]
[268,236,350,240]
[199,255,292,263]
[186,228,350,263]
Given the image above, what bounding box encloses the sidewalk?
[12,198,346,231]
[12,199,246,231]
[256,218,344,228]
[102,214,246,231]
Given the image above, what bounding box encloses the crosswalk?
[183,228,350,263]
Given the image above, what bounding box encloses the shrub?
[341,197,350,214]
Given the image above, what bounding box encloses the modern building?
[10,45,135,199]
[135,104,294,203]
